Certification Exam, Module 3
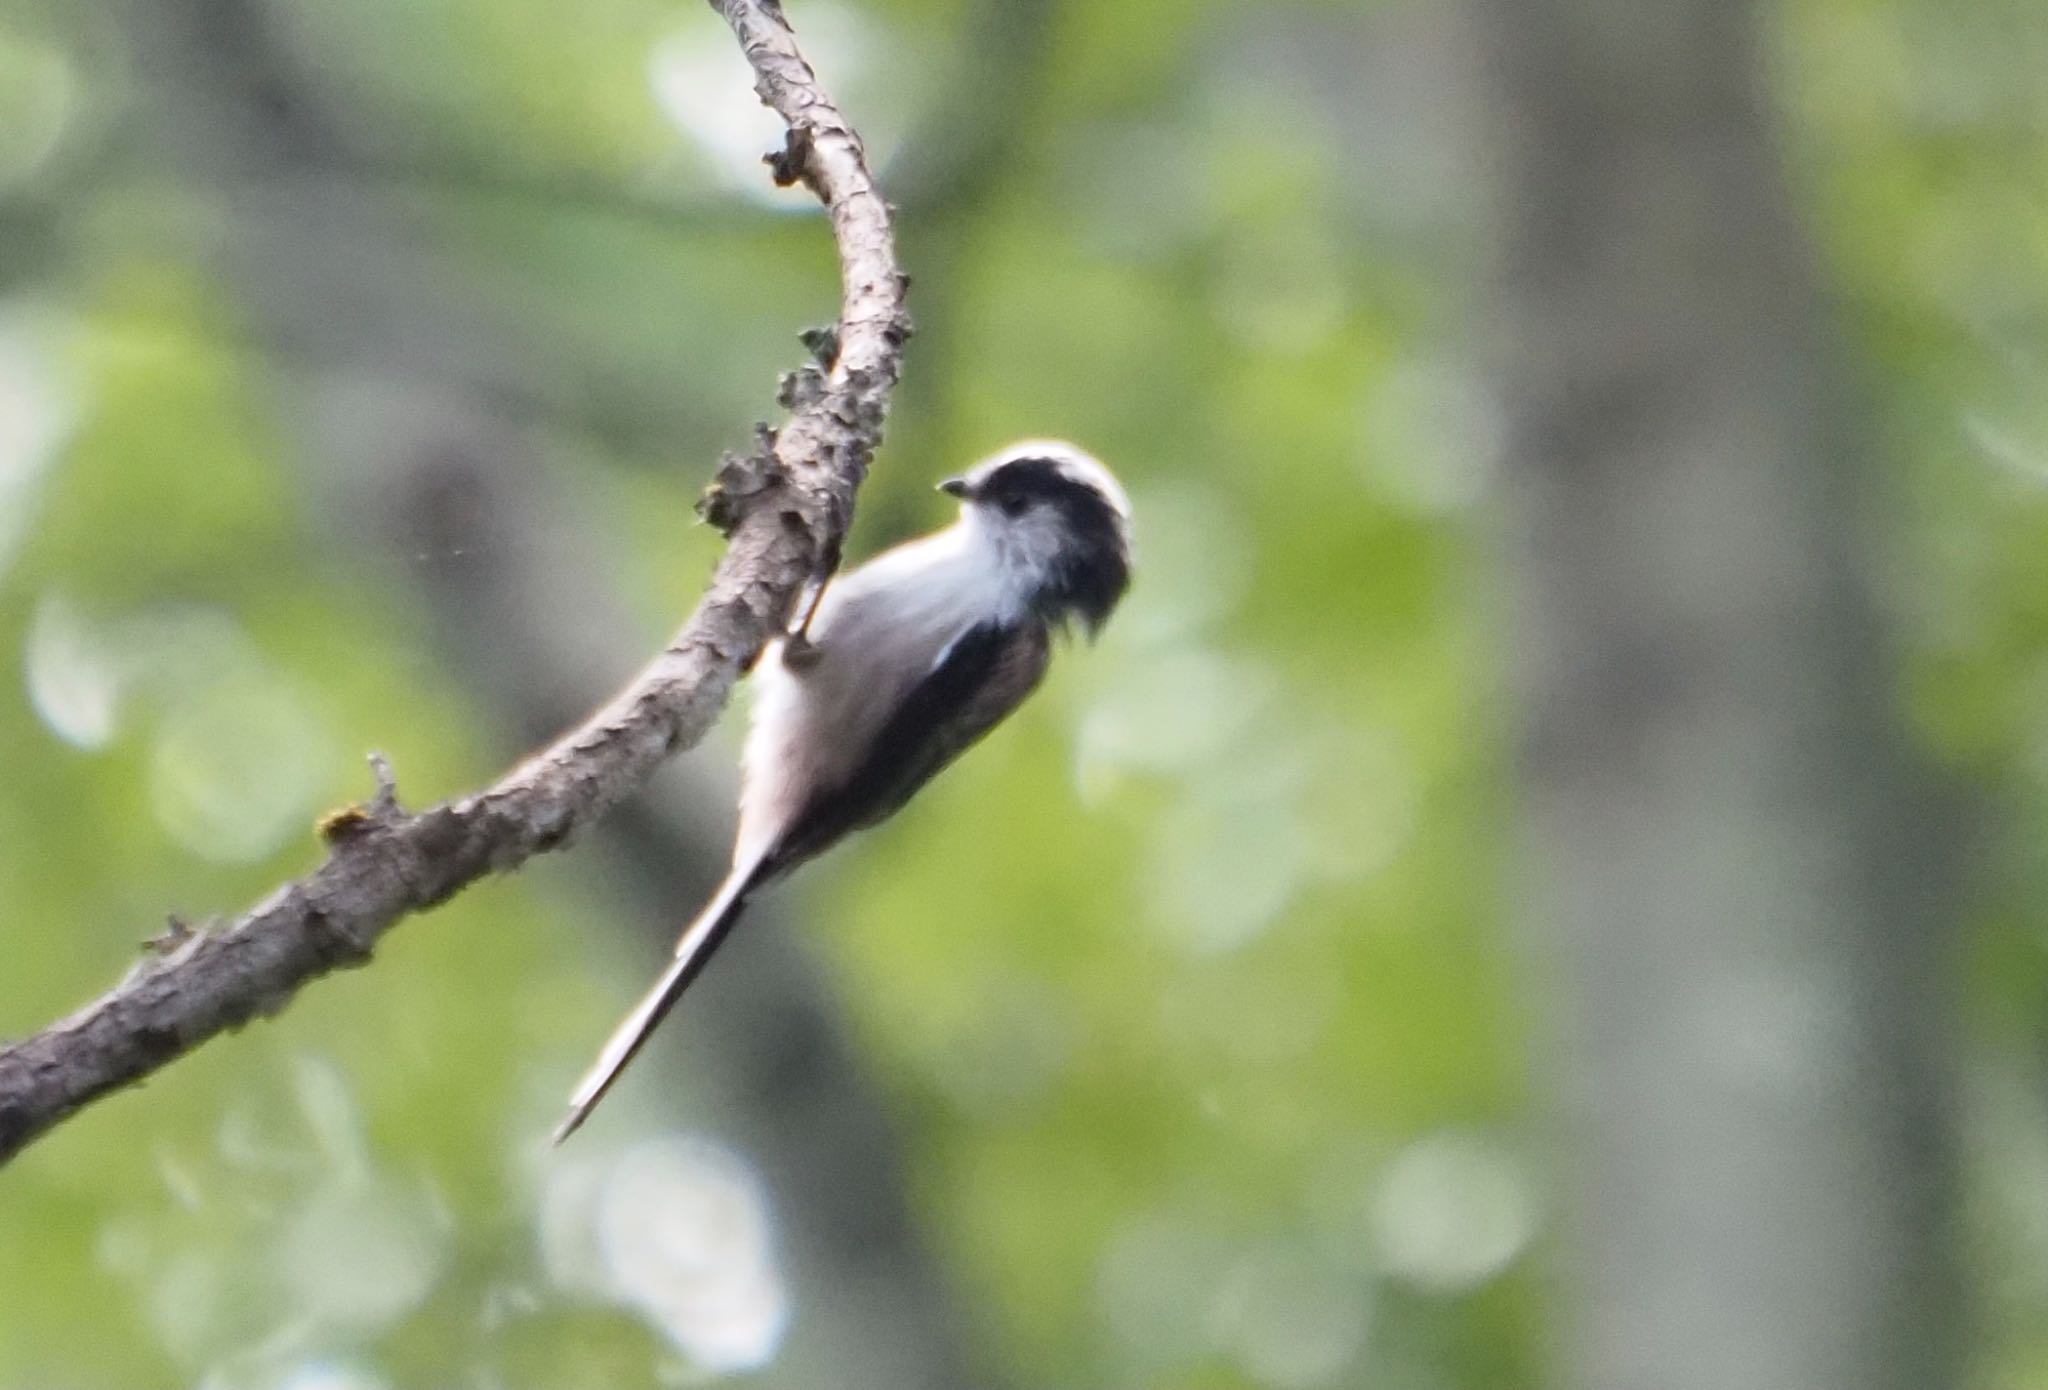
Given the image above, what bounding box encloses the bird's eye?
[999,494,1030,517]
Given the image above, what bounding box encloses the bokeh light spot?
[150,667,334,864]
[1095,1211,1237,1369]
[649,3,894,206]
[1113,482,1254,643]
[269,1363,393,1390]
[1355,354,1500,515]
[1371,1132,1538,1293]
[1211,1244,1370,1389]
[25,592,121,748]
[1077,647,1269,791]
[0,312,74,575]
[276,1178,450,1334]
[543,1137,791,1375]
[1145,759,1313,955]
[598,1138,787,1373]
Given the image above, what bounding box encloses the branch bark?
[0,0,910,1169]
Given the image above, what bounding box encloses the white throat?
[955,505,1068,621]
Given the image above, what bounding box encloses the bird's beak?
[937,477,971,499]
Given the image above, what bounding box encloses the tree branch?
[0,0,910,1169]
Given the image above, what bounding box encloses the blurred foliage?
[0,0,2043,1387]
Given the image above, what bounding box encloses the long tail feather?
[552,860,763,1144]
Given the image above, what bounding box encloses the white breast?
[732,521,1018,870]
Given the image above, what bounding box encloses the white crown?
[969,439,1132,522]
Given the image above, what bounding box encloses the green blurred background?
[2,0,2046,1386]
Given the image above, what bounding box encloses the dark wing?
[763,619,1051,875]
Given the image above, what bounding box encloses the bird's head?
[940,441,1133,634]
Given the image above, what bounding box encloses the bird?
[554,440,1132,1142]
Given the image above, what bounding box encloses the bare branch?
[0,0,909,1168]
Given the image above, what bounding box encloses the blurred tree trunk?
[1468,2,1961,1388]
